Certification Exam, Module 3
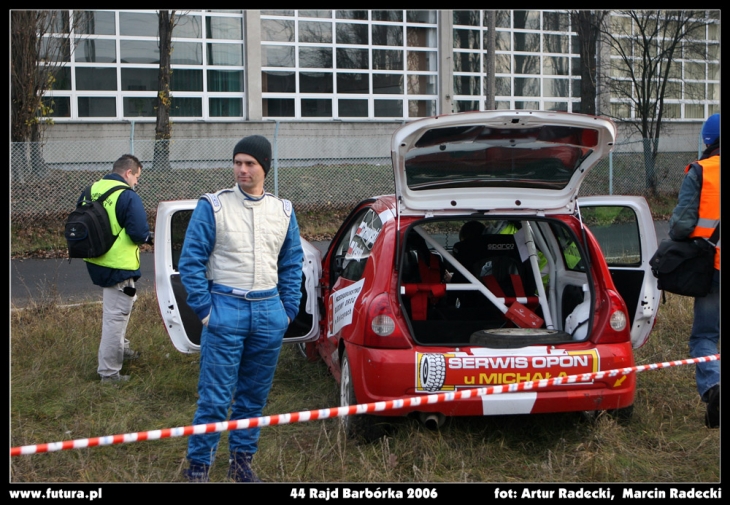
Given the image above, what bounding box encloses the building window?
[607,11,720,120]
[76,67,117,90]
[78,97,116,117]
[41,96,71,117]
[75,38,116,63]
[76,10,115,35]
[39,10,245,121]
[32,9,718,124]
[261,9,438,119]
[123,96,156,117]
[209,97,243,117]
[170,97,203,117]
[452,9,580,112]
[263,98,295,117]
[119,11,159,37]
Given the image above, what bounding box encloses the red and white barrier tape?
[11,354,719,456]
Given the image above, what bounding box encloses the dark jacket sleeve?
[668,164,701,241]
[115,190,151,244]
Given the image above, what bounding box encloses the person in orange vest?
[668,112,720,428]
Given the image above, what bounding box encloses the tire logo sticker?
[417,353,450,391]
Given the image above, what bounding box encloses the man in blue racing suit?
[179,135,303,482]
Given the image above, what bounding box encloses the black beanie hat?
[233,135,272,175]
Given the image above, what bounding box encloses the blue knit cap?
[233,135,272,175]
[701,113,720,145]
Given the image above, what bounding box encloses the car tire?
[294,341,320,362]
[340,349,388,443]
[583,404,634,426]
[608,404,634,426]
[419,353,446,392]
[296,342,307,359]
[471,328,570,348]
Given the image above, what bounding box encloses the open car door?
[577,196,660,348]
[155,200,321,353]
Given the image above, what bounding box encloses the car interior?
[399,218,593,348]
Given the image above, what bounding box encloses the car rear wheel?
[583,404,634,426]
[339,350,360,437]
[296,342,307,359]
[340,349,388,442]
[608,405,634,425]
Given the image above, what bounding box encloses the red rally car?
[155,110,660,435]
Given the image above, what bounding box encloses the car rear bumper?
[346,342,636,417]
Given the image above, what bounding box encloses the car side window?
[171,210,193,271]
[581,206,642,267]
[331,208,384,285]
[551,223,586,271]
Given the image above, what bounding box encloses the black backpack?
[64,185,129,259]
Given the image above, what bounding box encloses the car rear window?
[405,124,598,191]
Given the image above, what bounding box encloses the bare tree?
[452,11,481,110]
[484,11,496,111]
[570,11,608,116]
[596,10,709,194]
[153,10,177,170]
[11,10,77,179]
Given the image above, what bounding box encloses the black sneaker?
[228,452,262,482]
[705,384,719,429]
[183,462,211,482]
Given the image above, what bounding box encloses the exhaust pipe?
[418,412,445,430]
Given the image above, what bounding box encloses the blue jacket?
[178,191,304,323]
[80,173,150,287]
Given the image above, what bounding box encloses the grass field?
[10,288,719,484]
[10,181,715,486]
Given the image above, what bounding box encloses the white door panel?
[154,200,321,353]
[578,196,660,348]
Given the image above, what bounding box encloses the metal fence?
[10,130,703,231]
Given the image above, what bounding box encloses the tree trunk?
[484,11,495,111]
[154,10,174,170]
[642,138,658,195]
[571,11,600,116]
[11,11,53,178]
[30,123,48,177]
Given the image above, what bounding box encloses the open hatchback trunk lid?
[392,110,617,215]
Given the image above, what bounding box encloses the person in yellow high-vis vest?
[669,112,720,428]
[80,154,153,384]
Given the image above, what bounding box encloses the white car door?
[154,200,321,353]
[577,196,660,349]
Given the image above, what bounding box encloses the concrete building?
[36,9,719,149]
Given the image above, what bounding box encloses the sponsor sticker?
[328,278,365,336]
[416,349,599,392]
[345,209,385,261]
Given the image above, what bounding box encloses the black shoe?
[228,452,262,482]
[183,462,211,482]
[705,385,719,429]
[123,348,140,361]
[100,373,130,384]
